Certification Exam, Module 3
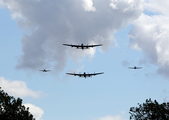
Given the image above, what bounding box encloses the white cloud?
[0,0,143,73]
[144,0,169,15]
[94,112,127,120]
[129,14,169,76]
[0,76,41,98]
[24,103,44,120]
[110,1,118,9]
[67,47,96,62]
[128,0,169,78]
[110,0,144,12]
[83,0,96,12]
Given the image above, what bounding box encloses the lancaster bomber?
[128,66,142,69]
[66,72,104,78]
[39,69,51,72]
[63,43,102,50]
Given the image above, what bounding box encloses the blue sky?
[1,0,169,120]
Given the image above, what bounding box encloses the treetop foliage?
[0,87,35,120]
[129,98,169,120]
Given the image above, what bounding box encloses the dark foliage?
[129,98,169,120]
[0,87,35,120]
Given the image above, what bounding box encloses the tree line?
[1,87,169,120]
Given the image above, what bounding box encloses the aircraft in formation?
[63,43,102,50]
[66,72,104,78]
[128,66,142,69]
[39,69,51,72]
[39,43,143,78]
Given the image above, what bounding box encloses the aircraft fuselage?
[81,44,84,50]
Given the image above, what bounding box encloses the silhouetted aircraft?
[66,72,104,78]
[39,69,51,72]
[128,66,142,69]
[63,43,102,50]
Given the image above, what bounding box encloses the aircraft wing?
[63,44,80,47]
[63,44,73,46]
[81,44,102,48]
[136,67,142,69]
[67,72,104,78]
[66,73,75,75]
[39,70,51,72]
[85,44,102,47]
[128,67,142,69]
[128,67,134,69]
[89,72,104,76]
[66,73,83,76]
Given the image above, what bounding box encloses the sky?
[1,0,169,120]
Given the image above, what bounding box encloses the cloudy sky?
[0,0,169,120]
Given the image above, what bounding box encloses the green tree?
[0,87,35,120]
[129,98,169,120]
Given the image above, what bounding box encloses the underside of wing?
[91,72,104,76]
[63,44,74,47]
[66,73,82,76]
[128,67,134,69]
[77,74,84,77]
[96,72,104,75]
[66,73,75,75]
[83,44,102,48]
[74,45,82,48]
[85,74,92,77]
[88,44,102,47]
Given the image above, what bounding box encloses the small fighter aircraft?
[63,43,102,50]
[66,72,104,78]
[39,69,51,72]
[128,66,142,69]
